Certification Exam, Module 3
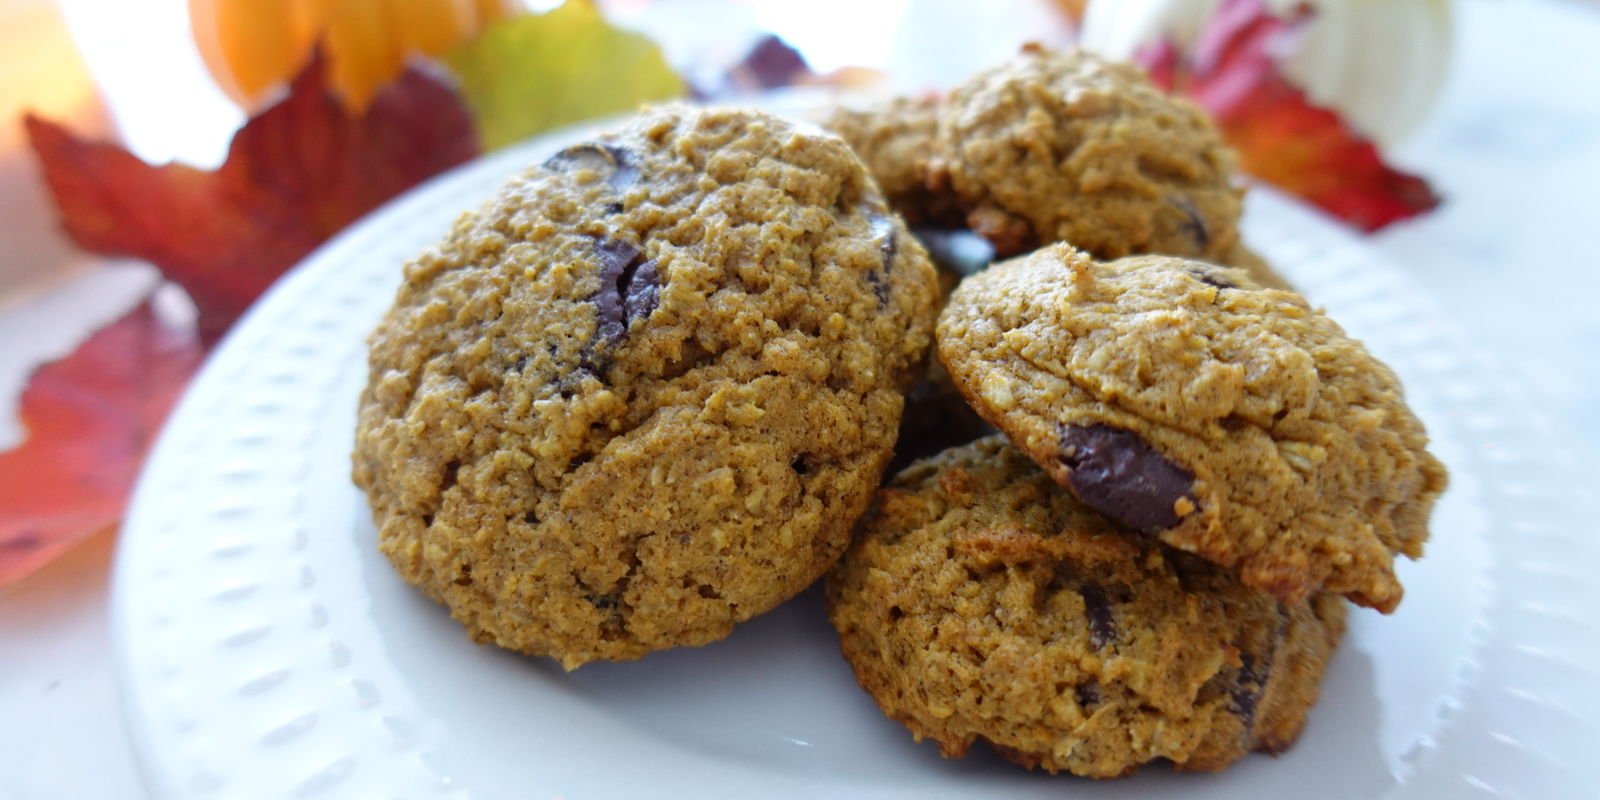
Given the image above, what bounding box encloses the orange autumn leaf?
[6,49,480,583]
[0,303,204,585]
[190,0,521,110]
[27,50,479,343]
[1138,0,1440,231]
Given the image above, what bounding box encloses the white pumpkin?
[1078,0,1453,147]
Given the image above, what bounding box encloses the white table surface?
[3,0,1600,798]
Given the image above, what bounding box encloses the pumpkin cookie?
[827,436,1347,778]
[937,244,1446,611]
[816,95,964,228]
[937,46,1241,260]
[354,105,940,669]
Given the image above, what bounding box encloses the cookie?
[827,436,1347,778]
[1222,240,1292,291]
[816,95,964,228]
[937,244,1446,612]
[354,105,941,669]
[936,46,1242,261]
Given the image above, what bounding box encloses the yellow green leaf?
[446,0,685,150]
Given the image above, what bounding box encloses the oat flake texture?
[937,244,1447,612]
[354,106,940,668]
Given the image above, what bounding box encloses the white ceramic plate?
[113,119,1600,800]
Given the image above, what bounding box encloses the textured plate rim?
[110,114,1600,800]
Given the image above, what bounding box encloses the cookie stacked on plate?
[354,104,942,670]
[353,45,1446,781]
[820,46,1446,777]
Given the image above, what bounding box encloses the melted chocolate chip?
[544,142,639,194]
[1231,604,1286,735]
[1231,653,1264,726]
[1170,196,1210,251]
[590,239,641,348]
[622,258,660,326]
[866,215,896,307]
[1075,681,1102,710]
[1080,585,1115,649]
[1059,424,1196,533]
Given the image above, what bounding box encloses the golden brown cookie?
[1222,240,1292,291]
[816,95,965,228]
[828,436,1347,778]
[936,46,1242,261]
[354,105,941,669]
[937,244,1446,612]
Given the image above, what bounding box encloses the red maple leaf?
[26,50,479,344]
[3,51,480,585]
[0,304,203,583]
[1138,0,1441,231]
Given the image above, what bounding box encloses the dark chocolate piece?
[1075,681,1102,710]
[865,215,896,307]
[1229,605,1285,736]
[543,142,638,193]
[1079,585,1115,649]
[589,239,641,348]
[622,258,660,326]
[1058,424,1196,533]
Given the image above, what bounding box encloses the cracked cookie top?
[353,105,940,669]
[826,436,1346,778]
[937,244,1447,612]
[938,46,1241,260]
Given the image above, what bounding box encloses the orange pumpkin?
[189,0,519,110]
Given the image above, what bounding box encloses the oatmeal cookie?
[828,436,1347,778]
[816,95,964,228]
[1222,240,1292,291]
[354,106,940,669]
[937,245,1446,612]
[937,46,1241,261]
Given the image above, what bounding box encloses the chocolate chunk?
[1058,424,1196,533]
[589,239,640,348]
[544,142,638,193]
[1230,653,1264,728]
[1169,195,1210,251]
[1075,681,1102,710]
[1230,604,1286,736]
[865,215,895,307]
[1079,585,1115,649]
[622,258,660,325]
[585,237,661,366]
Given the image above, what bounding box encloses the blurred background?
[3,0,1599,797]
